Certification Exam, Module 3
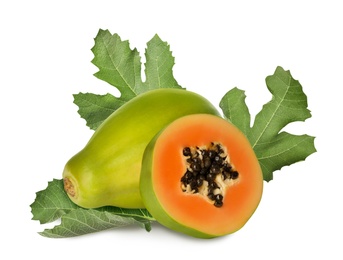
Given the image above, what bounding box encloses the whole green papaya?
[63,88,220,208]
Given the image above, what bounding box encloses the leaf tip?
[152,33,162,41]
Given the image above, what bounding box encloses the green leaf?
[143,34,181,90]
[73,93,125,130]
[77,30,182,130]
[219,66,316,181]
[256,132,316,181]
[219,87,250,136]
[99,206,154,223]
[249,66,312,145]
[31,179,155,238]
[91,29,143,101]
[39,208,152,238]
[30,179,78,224]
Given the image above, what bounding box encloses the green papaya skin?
[63,89,220,209]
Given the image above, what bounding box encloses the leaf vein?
[252,79,290,148]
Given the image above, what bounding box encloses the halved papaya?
[140,114,263,238]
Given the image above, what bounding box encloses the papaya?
[62,89,220,209]
[140,114,263,238]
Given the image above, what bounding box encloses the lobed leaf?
[77,30,182,129]
[220,66,316,181]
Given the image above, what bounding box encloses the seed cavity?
[180,142,240,207]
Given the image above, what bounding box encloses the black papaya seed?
[214,200,223,207]
[191,162,201,172]
[183,147,191,156]
[231,171,239,179]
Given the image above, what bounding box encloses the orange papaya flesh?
[140,114,263,238]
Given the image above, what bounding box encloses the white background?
[1,0,342,259]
